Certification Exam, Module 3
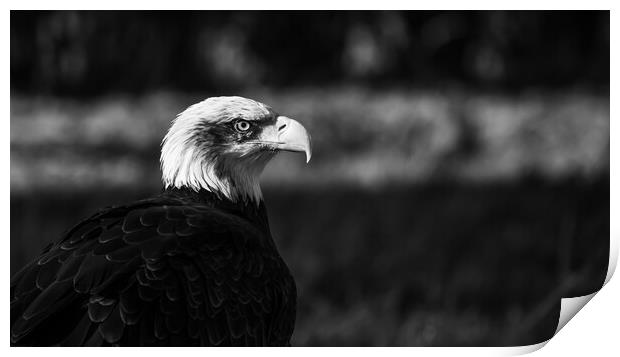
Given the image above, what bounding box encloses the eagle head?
[160,96,311,204]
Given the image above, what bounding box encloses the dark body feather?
[11,188,296,346]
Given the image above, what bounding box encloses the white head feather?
[160,96,276,204]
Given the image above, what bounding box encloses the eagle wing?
[10,201,296,346]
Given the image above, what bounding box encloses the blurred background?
[10,11,609,346]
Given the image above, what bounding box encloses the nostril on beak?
[276,116,291,134]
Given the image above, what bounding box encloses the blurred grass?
[10,88,609,345]
[10,179,608,346]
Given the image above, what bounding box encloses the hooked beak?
[273,116,312,163]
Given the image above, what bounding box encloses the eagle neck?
[162,187,271,232]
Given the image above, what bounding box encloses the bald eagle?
[10,96,311,346]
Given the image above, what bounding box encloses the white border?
[5,3,617,356]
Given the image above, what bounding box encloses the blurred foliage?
[10,89,609,193]
[11,10,609,95]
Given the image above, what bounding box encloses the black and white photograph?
[9,9,611,348]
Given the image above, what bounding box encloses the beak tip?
[305,134,312,163]
[305,140,312,163]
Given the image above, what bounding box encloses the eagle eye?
[234,120,251,132]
